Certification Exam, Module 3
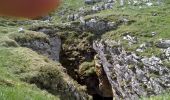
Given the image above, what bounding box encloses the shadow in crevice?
[93,94,113,100]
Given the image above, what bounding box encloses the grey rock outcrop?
[94,55,113,97]
[93,40,170,100]
[13,31,61,61]
[83,18,117,34]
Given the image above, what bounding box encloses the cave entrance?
[93,94,113,100]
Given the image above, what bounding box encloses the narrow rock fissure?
[60,49,114,100]
[59,46,113,99]
[16,27,114,99]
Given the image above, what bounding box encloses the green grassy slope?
[0,47,59,100]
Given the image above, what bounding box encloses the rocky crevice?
[10,30,93,100]
[17,13,136,99]
[27,22,116,99]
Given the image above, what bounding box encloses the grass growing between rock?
[97,0,170,57]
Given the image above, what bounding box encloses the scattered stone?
[18,27,25,33]
[136,43,146,52]
[107,0,115,3]
[136,48,144,52]
[136,42,152,52]
[104,3,114,9]
[156,40,170,49]
[152,13,158,16]
[123,34,137,44]
[67,1,114,21]
[163,47,170,60]
[151,32,157,36]
[141,56,162,66]
[80,16,85,24]
[67,13,80,21]
[146,2,153,6]
[92,5,101,12]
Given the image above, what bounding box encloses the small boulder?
[156,40,170,49]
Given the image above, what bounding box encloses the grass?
[9,31,49,43]
[0,83,57,100]
[0,47,59,100]
[141,92,170,100]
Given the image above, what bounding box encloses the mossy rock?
[79,61,96,77]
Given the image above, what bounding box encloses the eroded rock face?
[77,56,113,98]
[94,55,113,97]
[13,31,61,61]
[93,40,170,100]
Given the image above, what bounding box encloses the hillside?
[0,0,170,100]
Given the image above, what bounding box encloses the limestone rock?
[156,40,170,49]
[163,47,170,60]
[12,31,61,61]
[83,18,117,34]
[93,40,170,100]
[94,55,113,97]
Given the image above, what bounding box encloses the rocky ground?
[0,0,170,100]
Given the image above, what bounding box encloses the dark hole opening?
[93,94,113,100]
